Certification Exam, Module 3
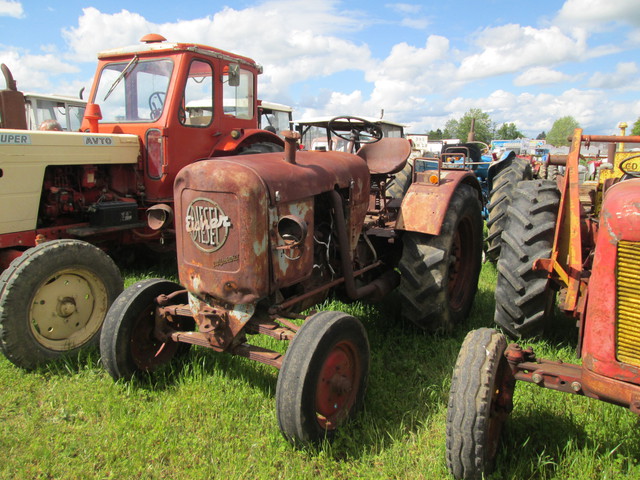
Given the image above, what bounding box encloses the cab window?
[181,60,214,127]
[223,65,254,120]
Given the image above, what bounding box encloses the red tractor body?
[175,148,370,307]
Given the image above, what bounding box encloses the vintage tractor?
[100,115,484,445]
[445,128,640,479]
[0,34,284,369]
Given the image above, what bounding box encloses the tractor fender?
[212,128,284,155]
[396,170,481,236]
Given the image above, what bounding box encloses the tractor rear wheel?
[387,159,413,198]
[494,179,560,337]
[397,183,483,332]
[276,311,370,447]
[0,240,122,369]
[446,328,515,480]
[100,279,189,380]
[485,157,533,263]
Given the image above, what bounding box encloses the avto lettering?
[84,136,113,146]
[185,198,232,252]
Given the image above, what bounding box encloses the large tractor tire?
[485,157,533,263]
[387,159,413,198]
[397,183,483,332]
[446,328,515,480]
[0,239,123,369]
[276,311,369,447]
[494,179,560,337]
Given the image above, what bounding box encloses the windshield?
[259,109,292,136]
[299,121,404,151]
[94,58,174,122]
[26,98,85,131]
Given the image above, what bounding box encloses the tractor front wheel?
[0,240,123,369]
[397,183,483,332]
[100,278,188,380]
[446,328,515,480]
[276,311,370,447]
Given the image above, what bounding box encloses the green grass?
[2,261,640,479]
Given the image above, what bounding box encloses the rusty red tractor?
[446,128,640,479]
[100,113,484,445]
[0,34,286,369]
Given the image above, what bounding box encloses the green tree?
[427,128,443,140]
[547,116,580,146]
[536,131,546,140]
[495,122,524,139]
[631,117,640,136]
[444,108,494,143]
[443,118,459,139]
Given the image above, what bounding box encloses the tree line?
[426,108,640,147]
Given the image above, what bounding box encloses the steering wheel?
[149,91,166,119]
[327,116,383,146]
[619,154,640,179]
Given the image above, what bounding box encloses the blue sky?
[1,0,639,136]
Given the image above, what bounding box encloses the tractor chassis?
[504,343,640,414]
[153,289,298,369]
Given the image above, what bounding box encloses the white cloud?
[0,0,23,18]
[556,0,640,28]
[458,24,588,80]
[60,3,372,98]
[443,88,621,135]
[364,35,458,115]
[385,3,430,29]
[401,17,430,29]
[514,67,575,86]
[386,3,421,14]
[588,62,640,90]
[0,48,80,92]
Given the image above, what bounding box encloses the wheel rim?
[129,302,177,371]
[314,340,362,430]
[29,268,107,351]
[448,215,476,310]
[486,357,514,461]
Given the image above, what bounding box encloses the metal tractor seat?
[356,137,411,176]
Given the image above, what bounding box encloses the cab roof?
[97,34,259,71]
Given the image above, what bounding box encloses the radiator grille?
[616,241,640,366]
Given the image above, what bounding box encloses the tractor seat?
[357,137,411,175]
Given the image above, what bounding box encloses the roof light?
[140,33,167,44]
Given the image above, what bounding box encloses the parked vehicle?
[446,128,640,479]
[101,114,484,445]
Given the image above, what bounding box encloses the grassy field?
[2,261,640,479]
